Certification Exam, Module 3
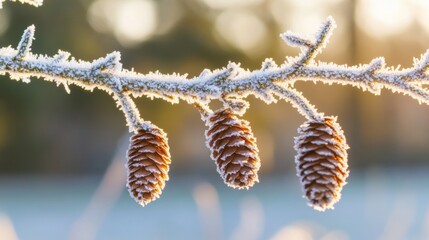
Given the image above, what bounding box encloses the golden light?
[214,9,268,56]
[0,214,18,240]
[355,0,413,39]
[87,0,158,47]
[269,0,341,34]
[198,0,263,9]
[113,0,157,47]
[412,0,429,35]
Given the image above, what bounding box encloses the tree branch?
[1,17,429,129]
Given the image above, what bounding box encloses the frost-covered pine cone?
[126,124,171,206]
[294,116,349,211]
[205,109,261,189]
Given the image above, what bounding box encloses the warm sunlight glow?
[0,214,18,240]
[356,0,413,38]
[269,0,339,34]
[87,0,158,47]
[214,9,267,55]
[198,0,263,9]
[113,0,157,47]
[413,0,429,35]
[289,0,345,7]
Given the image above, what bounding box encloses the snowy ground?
[1,167,429,240]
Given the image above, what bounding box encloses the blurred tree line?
[1,0,429,176]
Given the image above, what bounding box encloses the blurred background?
[1,0,429,239]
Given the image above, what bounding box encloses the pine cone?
[294,116,349,211]
[205,109,260,189]
[126,124,171,206]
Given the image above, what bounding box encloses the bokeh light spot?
[214,10,267,55]
[198,0,263,9]
[271,224,314,240]
[87,0,158,47]
[356,0,413,39]
[413,0,429,35]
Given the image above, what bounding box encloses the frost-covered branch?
[281,16,335,68]
[4,16,429,211]
[0,0,43,8]
[15,25,34,60]
[2,17,429,131]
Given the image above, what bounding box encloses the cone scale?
[126,124,171,206]
[205,109,261,189]
[294,116,349,211]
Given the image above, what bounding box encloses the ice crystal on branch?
[2,17,429,209]
[15,25,34,60]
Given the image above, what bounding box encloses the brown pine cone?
[205,109,260,189]
[126,124,171,206]
[294,116,349,211]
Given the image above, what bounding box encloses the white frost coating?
[52,50,71,63]
[315,148,334,156]
[0,0,43,8]
[261,58,277,70]
[113,93,143,132]
[227,138,245,147]
[144,165,159,173]
[15,25,34,60]
[92,51,122,74]
[2,17,429,130]
[280,32,313,49]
